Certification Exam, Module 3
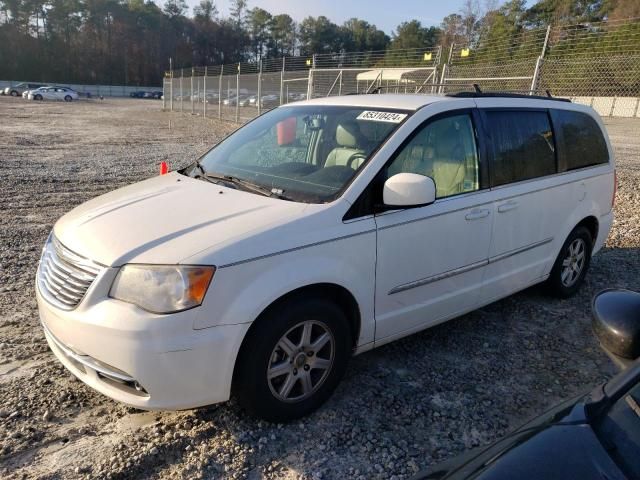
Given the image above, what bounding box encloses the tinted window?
[552,109,609,171]
[387,113,479,198]
[485,110,556,187]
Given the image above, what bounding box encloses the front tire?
[10,90,18,97]
[34,94,43,101]
[546,226,592,298]
[234,296,351,422]
[64,95,72,102]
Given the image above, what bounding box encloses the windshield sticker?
[357,111,407,123]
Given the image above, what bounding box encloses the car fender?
[195,232,376,347]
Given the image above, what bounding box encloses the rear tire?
[233,296,351,422]
[64,95,72,102]
[546,226,592,298]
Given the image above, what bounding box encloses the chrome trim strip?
[42,322,134,382]
[388,237,554,295]
[388,259,488,295]
[37,235,103,310]
[488,237,553,264]
[51,235,106,271]
[218,229,376,268]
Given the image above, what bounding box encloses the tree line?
[0,0,637,86]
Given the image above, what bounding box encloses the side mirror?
[383,173,436,208]
[592,289,640,370]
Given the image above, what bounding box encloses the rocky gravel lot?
[1,97,639,480]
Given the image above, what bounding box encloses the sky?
[196,0,475,35]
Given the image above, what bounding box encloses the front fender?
[196,231,377,347]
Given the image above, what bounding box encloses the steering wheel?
[347,153,367,169]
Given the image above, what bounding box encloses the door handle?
[497,201,519,213]
[465,208,490,221]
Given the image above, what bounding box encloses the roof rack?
[369,83,482,94]
[446,90,571,102]
[369,84,570,102]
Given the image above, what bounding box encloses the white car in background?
[28,86,79,102]
[22,86,50,99]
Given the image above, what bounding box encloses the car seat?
[325,122,367,169]
[432,124,466,197]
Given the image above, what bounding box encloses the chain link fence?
[164,17,640,122]
[164,57,314,123]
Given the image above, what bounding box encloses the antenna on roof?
[473,83,482,93]
[546,89,553,98]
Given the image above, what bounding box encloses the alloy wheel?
[267,320,334,403]
[561,238,586,287]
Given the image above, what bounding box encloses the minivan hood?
[54,172,309,266]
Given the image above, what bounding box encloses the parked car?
[4,82,46,97]
[259,94,281,108]
[223,94,250,106]
[23,87,47,99]
[36,93,615,421]
[205,92,220,104]
[238,95,254,107]
[287,92,307,102]
[28,86,79,102]
[413,288,640,480]
[130,91,146,98]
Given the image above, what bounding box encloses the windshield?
[191,105,410,203]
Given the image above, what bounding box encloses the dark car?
[414,289,640,480]
[129,91,146,98]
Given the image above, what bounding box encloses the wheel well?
[576,216,599,244]
[260,284,360,348]
[231,283,361,393]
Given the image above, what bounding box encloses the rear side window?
[551,109,609,171]
[485,110,556,187]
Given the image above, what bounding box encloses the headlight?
[109,265,215,314]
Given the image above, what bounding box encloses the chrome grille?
[37,235,103,309]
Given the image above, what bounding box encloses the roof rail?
[368,84,570,102]
[446,91,571,102]
[369,83,482,94]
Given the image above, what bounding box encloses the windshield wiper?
[203,173,293,201]
[194,160,206,175]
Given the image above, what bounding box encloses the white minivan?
[37,93,615,421]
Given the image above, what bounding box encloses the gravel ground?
[0,97,638,480]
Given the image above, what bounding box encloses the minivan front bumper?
[36,286,250,410]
